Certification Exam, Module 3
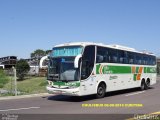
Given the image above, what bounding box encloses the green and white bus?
[46,42,156,98]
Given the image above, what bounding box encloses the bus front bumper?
[46,86,81,96]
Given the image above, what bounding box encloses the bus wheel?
[145,79,150,90]
[140,80,145,91]
[96,83,106,98]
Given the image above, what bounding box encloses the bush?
[16,59,30,80]
[0,70,9,88]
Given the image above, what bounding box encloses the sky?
[0,0,160,59]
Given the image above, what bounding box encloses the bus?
[46,42,157,98]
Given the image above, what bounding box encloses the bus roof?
[54,42,155,56]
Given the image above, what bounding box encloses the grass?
[0,70,9,88]
[1,76,47,96]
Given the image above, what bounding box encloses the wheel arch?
[96,80,107,92]
[141,78,145,83]
[146,78,150,82]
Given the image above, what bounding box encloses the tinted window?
[151,56,156,65]
[109,49,118,63]
[81,46,95,80]
[117,50,128,64]
[142,55,148,65]
[128,52,135,64]
[96,47,109,63]
[96,46,156,65]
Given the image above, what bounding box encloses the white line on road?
[125,91,145,96]
[0,107,40,112]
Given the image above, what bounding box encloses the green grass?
[2,76,47,96]
[0,70,9,88]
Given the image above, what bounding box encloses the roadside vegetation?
[16,59,30,80]
[0,49,52,97]
[0,69,9,88]
[0,76,47,97]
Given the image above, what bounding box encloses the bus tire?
[140,80,145,91]
[144,79,150,90]
[96,83,106,98]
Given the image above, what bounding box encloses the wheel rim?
[146,81,150,87]
[98,86,104,96]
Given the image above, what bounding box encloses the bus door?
[80,45,96,95]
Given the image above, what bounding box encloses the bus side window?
[143,55,148,65]
[103,51,109,62]
[128,52,134,64]
[117,50,123,63]
[96,55,104,63]
[151,56,156,65]
[109,49,118,63]
[118,50,128,64]
[148,56,152,65]
[96,46,109,63]
[135,54,142,65]
[123,51,128,64]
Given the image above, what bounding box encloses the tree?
[30,49,46,59]
[16,59,30,80]
[45,50,52,55]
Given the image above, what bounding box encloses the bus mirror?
[74,54,82,68]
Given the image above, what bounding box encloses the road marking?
[125,91,145,96]
[0,107,40,112]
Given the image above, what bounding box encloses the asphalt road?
[0,77,160,120]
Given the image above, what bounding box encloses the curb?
[0,93,50,101]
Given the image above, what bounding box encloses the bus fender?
[96,80,107,92]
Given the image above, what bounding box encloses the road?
[0,78,160,120]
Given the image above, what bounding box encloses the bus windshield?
[47,46,83,81]
[48,57,80,81]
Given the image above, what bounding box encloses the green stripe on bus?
[144,67,147,73]
[96,64,156,74]
[136,67,139,73]
[53,81,80,87]
[146,67,156,73]
[96,64,101,74]
[103,66,131,74]
[134,74,137,81]
[96,64,131,74]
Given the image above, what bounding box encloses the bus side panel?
[96,74,141,92]
[79,64,157,96]
[80,76,98,96]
